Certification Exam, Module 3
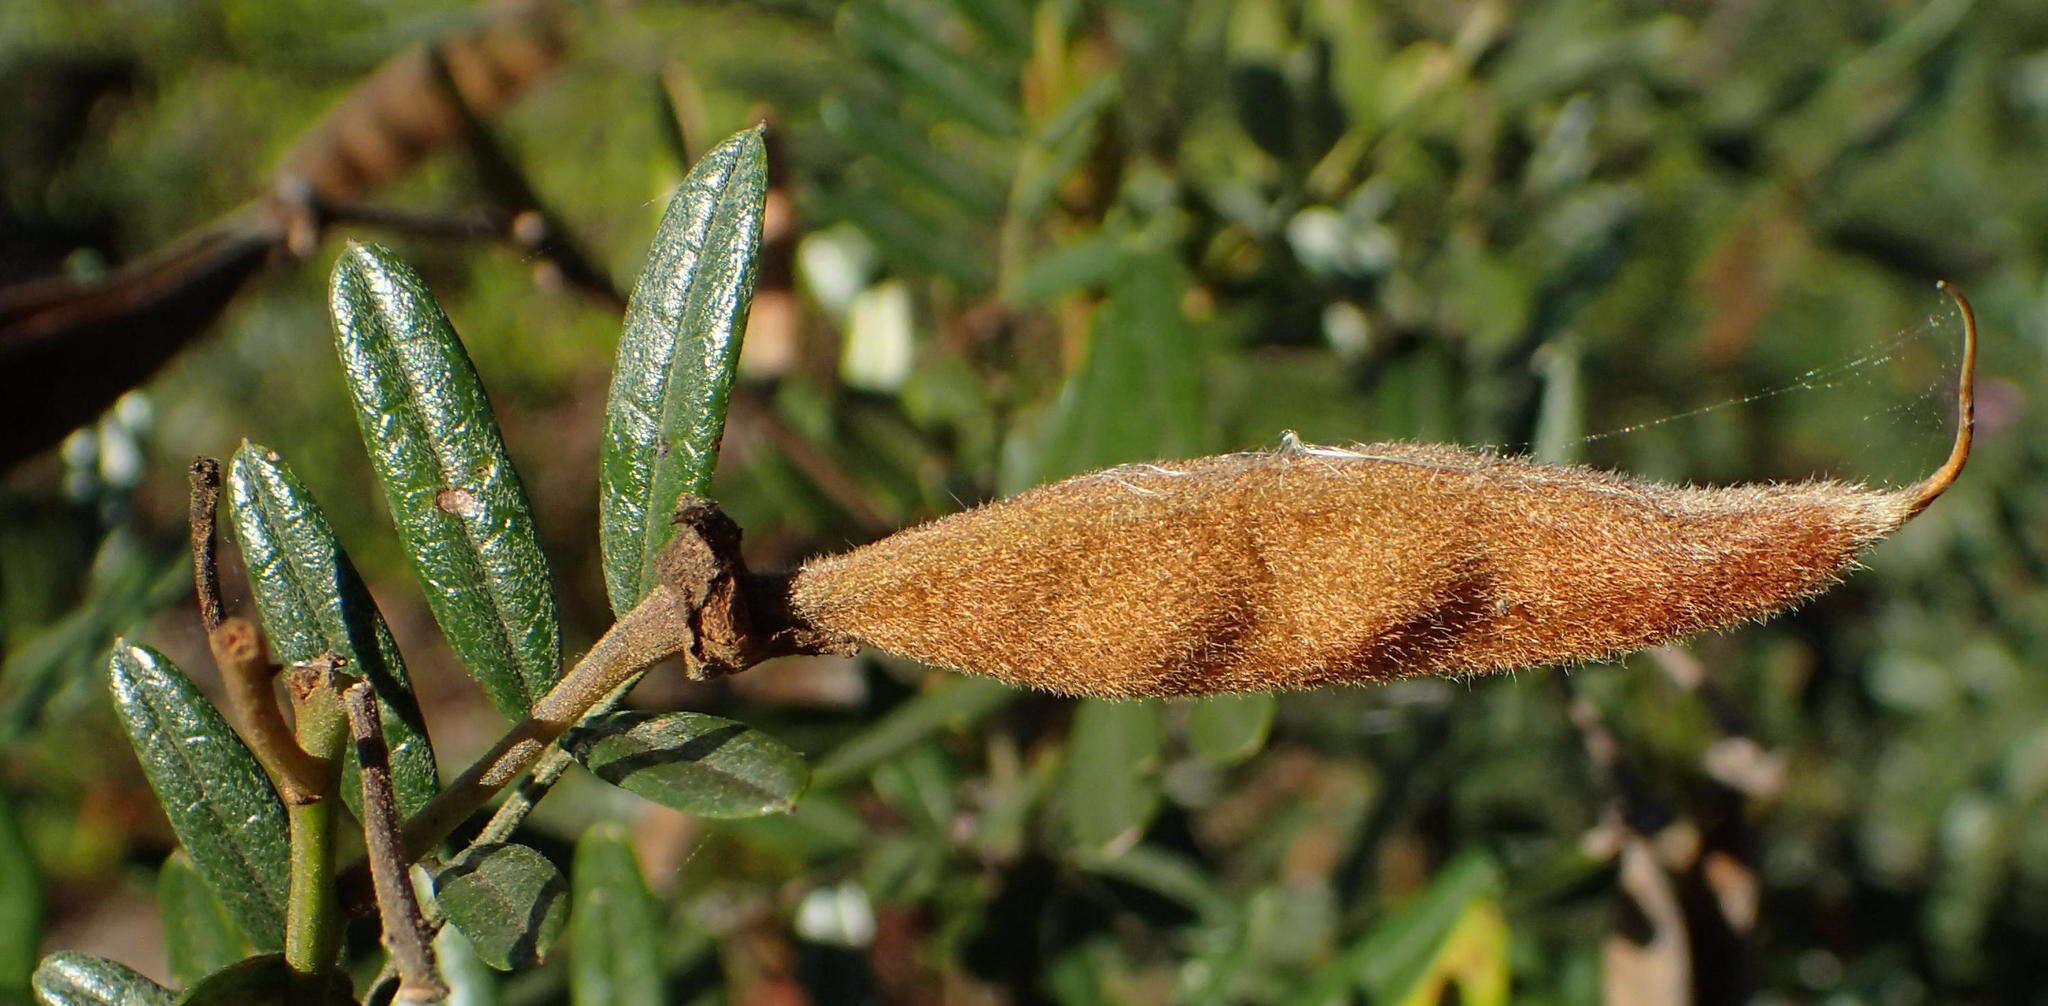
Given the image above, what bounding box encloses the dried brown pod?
[272,0,566,206]
[789,286,1978,698]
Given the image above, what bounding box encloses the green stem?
[284,676,350,980]
[283,797,340,974]
[474,676,643,848]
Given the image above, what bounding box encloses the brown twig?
[213,618,330,803]
[317,201,510,242]
[426,43,627,312]
[188,457,226,632]
[191,454,332,801]
[3,3,569,475]
[345,682,447,1003]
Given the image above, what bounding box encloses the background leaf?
[811,677,1018,788]
[329,242,561,718]
[562,711,807,818]
[1290,852,1504,1005]
[837,2,1020,137]
[434,921,501,1006]
[0,534,185,744]
[598,127,766,615]
[570,824,665,1006]
[1030,251,1204,485]
[30,954,172,1006]
[1388,898,1510,1006]
[154,852,249,988]
[106,644,287,951]
[228,442,438,818]
[1061,700,1165,860]
[1186,693,1277,766]
[434,843,569,971]
[0,790,39,1002]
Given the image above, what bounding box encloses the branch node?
[212,618,333,804]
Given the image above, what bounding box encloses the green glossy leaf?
[435,843,569,971]
[30,954,172,1006]
[228,442,439,818]
[812,677,1016,788]
[570,824,664,1006]
[0,790,37,998]
[171,955,349,1006]
[599,127,767,616]
[107,644,287,952]
[1186,693,1277,766]
[329,242,562,718]
[155,853,249,988]
[1061,700,1165,860]
[562,711,807,818]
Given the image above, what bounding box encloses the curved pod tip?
[1901,280,1977,520]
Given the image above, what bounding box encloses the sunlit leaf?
[31,954,172,1006]
[1289,852,1503,1005]
[1390,898,1510,1006]
[329,242,561,718]
[107,644,287,951]
[562,711,807,819]
[435,843,568,971]
[599,127,766,616]
[228,442,438,818]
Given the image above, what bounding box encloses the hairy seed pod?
[790,287,1977,698]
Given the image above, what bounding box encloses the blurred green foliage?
[7,0,2048,1001]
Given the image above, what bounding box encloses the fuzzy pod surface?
[790,288,1977,699]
